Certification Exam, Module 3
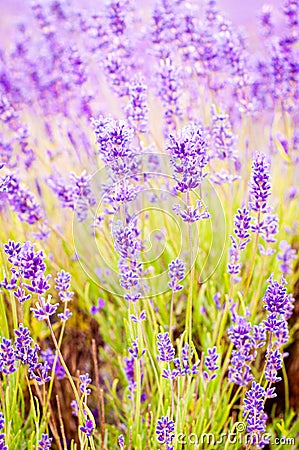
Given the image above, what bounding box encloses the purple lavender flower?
[48,171,95,222]
[156,416,175,445]
[118,434,125,448]
[228,207,252,281]
[92,116,138,177]
[234,207,251,246]
[38,433,52,450]
[157,58,182,132]
[157,332,175,362]
[243,382,270,447]
[0,412,7,450]
[263,275,289,315]
[125,74,148,133]
[167,123,208,193]
[173,200,210,223]
[0,337,16,374]
[31,296,59,321]
[80,373,92,396]
[0,413,4,430]
[265,348,282,383]
[210,105,238,162]
[80,419,94,437]
[57,308,72,321]
[228,315,256,386]
[203,346,220,381]
[130,309,146,322]
[123,337,145,399]
[1,174,44,225]
[277,240,297,274]
[249,153,271,214]
[213,292,221,310]
[173,342,199,377]
[90,297,105,314]
[168,258,185,291]
[41,348,65,380]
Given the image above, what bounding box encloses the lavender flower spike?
[38,433,52,450]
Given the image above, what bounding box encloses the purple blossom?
[48,171,95,222]
[118,434,125,448]
[80,419,94,437]
[91,116,139,178]
[156,416,175,445]
[38,433,52,450]
[157,58,182,131]
[57,308,72,321]
[173,200,210,223]
[203,346,220,381]
[157,332,175,362]
[168,258,185,291]
[90,297,105,314]
[41,348,65,380]
[0,412,7,450]
[130,309,146,322]
[265,348,282,383]
[234,207,251,246]
[0,338,16,375]
[31,296,59,321]
[80,373,92,396]
[277,240,297,274]
[243,382,270,448]
[167,123,208,193]
[210,105,238,162]
[0,413,4,430]
[249,153,271,214]
[173,342,199,376]
[125,74,148,133]
[1,174,44,225]
[263,275,289,315]
[228,315,255,386]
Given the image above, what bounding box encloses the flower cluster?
[38,433,52,450]
[156,415,175,447]
[243,382,276,448]
[125,74,149,134]
[0,323,51,385]
[249,153,271,215]
[0,173,44,226]
[203,346,220,381]
[228,314,265,386]
[277,240,297,274]
[123,337,146,400]
[228,207,251,281]
[157,335,199,380]
[41,348,65,380]
[48,171,96,222]
[0,412,7,450]
[167,123,208,193]
[1,240,49,301]
[263,275,294,382]
[168,258,185,291]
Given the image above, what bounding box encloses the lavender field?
[0,0,298,449]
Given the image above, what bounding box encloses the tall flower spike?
[203,346,220,381]
[243,381,272,448]
[168,258,185,291]
[249,153,271,214]
[167,123,208,193]
[156,416,175,445]
[277,240,297,274]
[157,332,175,362]
[38,433,52,450]
[125,74,149,133]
